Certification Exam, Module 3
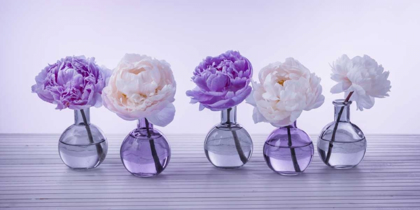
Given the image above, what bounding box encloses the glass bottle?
[317,99,367,169]
[263,121,313,175]
[204,106,253,168]
[120,118,171,177]
[58,108,108,169]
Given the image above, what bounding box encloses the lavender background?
[0,0,418,135]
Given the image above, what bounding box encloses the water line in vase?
[80,109,103,155]
[324,91,354,163]
[227,107,248,164]
[287,126,301,172]
[144,118,163,174]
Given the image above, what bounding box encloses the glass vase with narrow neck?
[204,106,253,169]
[58,108,108,169]
[263,121,313,176]
[120,118,171,177]
[317,99,366,169]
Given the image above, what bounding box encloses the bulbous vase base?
[120,120,171,178]
[59,139,108,170]
[131,172,160,178]
[263,123,314,176]
[331,165,357,170]
[317,138,366,169]
[58,109,108,170]
[276,171,303,176]
[204,106,253,169]
[317,100,367,169]
[204,126,253,169]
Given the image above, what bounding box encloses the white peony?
[331,55,391,110]
[246,58,324,127]
[102,54,176,127]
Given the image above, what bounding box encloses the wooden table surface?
[0,134,419,209]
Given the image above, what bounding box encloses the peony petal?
[232,86,252,104]
[245,89,256,106]
[331,82,345,93]
[206,73,229,92]
[199,103,205,111]
[354,93,375,111]
[192,75,210,91]
[207,97,235,111]
[252,107,267,124]
[147,103,176,127]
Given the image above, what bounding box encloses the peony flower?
[330,55,391,110]
[247,58,324,127]
[102,54,176,127]
[32,56,110,110]
[186,50,252,111]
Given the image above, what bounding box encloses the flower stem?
[287,126,301,172]
[80,109,103,155]
[324,91,354,163]
[145,118,163,174]
[227,108,248,164]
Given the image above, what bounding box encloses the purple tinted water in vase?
[120,118,171,177]
[263,122,313,175]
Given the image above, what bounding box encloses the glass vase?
[204,106,253,168]
[263,121,313,176]
[317,99,367,169]
[120,118,171,177]
[58,108,108,169]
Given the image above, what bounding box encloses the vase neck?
[138,118,154,130]
[333,99,351,122]
[74,108,90,125]
[221,106,237,125]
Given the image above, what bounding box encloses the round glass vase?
[120,118,171,177]
[58,108,108,169]
[317,100,367,169]
[204,106,253,169]
[263,121,314,176]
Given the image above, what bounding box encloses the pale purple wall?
[0,0,418,134]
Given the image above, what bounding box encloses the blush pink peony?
[247,58,324,127]
[102,54,176,127]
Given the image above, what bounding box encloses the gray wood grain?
[0,134,419,209]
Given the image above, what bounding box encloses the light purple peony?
[186,51,253,111]
[32,56,110,110]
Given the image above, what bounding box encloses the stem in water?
[287,126,301,172]
[227,108,248,164]
[80,109,103,155]
[145,118,163,174]
[324,91,354,163]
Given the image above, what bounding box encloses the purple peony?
[32,56,110,110]
[186,51,253,111]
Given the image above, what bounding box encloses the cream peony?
[331,55,391,110]
[247,58,324,127]
[102,54,176,127]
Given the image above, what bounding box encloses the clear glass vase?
[120,118,171,177]
[204,106,253,168]
[317,99,367,169]
[263,121,313,176]
[58,108,108,169]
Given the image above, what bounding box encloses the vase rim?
[333,99,352,106]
